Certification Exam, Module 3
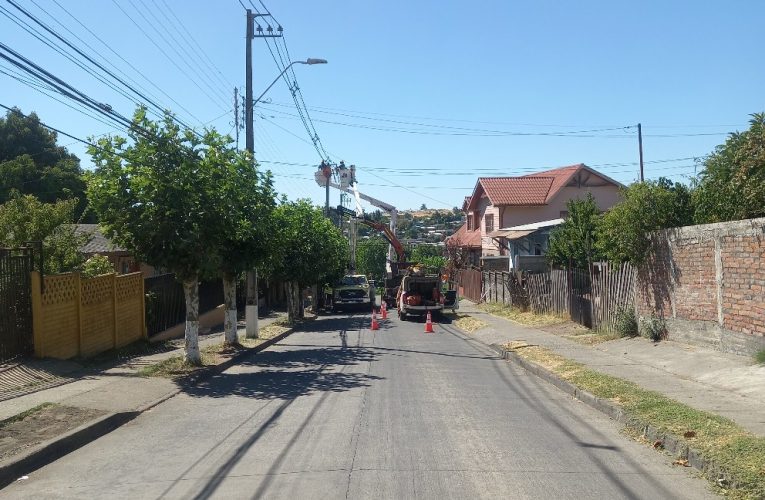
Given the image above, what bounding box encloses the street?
[3,313,716,499]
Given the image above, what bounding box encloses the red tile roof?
[448,222,481,248]
[466,163,618,209]
[477,176,554,206]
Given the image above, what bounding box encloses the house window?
[559,211,569,219]
[534,243,543,256]
[467,214,472,231]
[485,214,494,233]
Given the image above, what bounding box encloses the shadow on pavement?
[182,346,383,401]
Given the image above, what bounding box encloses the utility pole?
[233,87,239,149]
[638,123,644,182]
[244,9,282,339]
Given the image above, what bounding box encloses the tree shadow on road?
[181,346,383,401]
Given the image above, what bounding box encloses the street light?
[252,58,327,108]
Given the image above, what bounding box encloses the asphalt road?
[3,312,717,499]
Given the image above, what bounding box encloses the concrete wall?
[636,217,765,356]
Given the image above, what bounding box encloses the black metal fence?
[0,247,34,363]
[144,274,226,337]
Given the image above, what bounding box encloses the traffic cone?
[424,311,434,333]
[371,309,379,331]
[381,301,388,319]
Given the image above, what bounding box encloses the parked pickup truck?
[326,274,372,312]
[396,269,458,320]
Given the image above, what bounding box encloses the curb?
[0,327,295,489]
[488,343,735,490]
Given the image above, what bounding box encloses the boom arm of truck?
[356,218,407,262]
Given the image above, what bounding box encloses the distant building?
[74,224,156,276]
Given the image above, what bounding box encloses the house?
[74,224,155,276]
[448,164,623,269]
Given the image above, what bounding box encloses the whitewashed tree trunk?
[311,284,318,312]
[223,273,238,345]
[182,276,201,365]
[245,270,259,339]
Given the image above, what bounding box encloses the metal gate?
[0,247,34,363]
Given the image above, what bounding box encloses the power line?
[109,0,231,112]
[41,0,205,125]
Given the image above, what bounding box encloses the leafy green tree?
[273,200,348,324]
[357,236,387,284]
[546,193,604,268]
[597,179,694,264]
[0,108,89,219]
[211,137,277,345]
[409,244,446,269]
[0,194,89,273]
[87,108,237,364]
[692,112,765,223]
[80,254,114,278]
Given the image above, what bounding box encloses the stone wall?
[636,217,765,356]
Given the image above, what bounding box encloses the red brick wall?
[637,218,765,347]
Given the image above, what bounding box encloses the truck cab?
[328,274,372,312]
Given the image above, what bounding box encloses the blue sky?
[2,0,763,211]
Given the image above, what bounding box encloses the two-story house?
[449,164,623,269]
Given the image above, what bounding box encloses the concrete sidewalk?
[0,313,286,421]
[458,300,765,436]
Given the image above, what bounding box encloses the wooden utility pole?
[638,123,644,182]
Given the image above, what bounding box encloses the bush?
[639,314,666,341]
[614,307,638,337]
[80,254,113,278]
[755,349,765,365]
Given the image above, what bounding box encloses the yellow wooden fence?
[30,271,146,359]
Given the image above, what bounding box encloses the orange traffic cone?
[424,311,434,333]
[371,309,379,331]
[381,301,388,319]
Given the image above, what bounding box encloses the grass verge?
[0,403,55,428]
[502,341,765,499]
[478,302,567,327]
[137,351,219,378]
[450,313,488,333]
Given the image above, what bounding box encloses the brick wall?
[637,217,765,355]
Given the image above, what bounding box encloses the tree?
[0,108,89,219]
[0,194,89,273]
[409,244,446,270]
[273,200,348,324]
[87,108,233,364]
[692,112,765,223]
[80,254,114,278]
[597,179,694,264]
[420,204,427,210]
[210,135,277,345]
[356,236,387,284]
[546,194,604,268]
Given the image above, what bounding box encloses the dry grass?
[478,302,567,327]
[452,313,488,333]
[502,342,765,498]
[137,351,219,378]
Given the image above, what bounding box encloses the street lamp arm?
[252,59,327,108]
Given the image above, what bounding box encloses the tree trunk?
[223,273,238,345]
[297,284,304,319]
[182,276,201,365]
[245,270,259,339]
[311,284,318,312]
[286,281,295,325]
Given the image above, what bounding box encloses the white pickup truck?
[396,272,458,320]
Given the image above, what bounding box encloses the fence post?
[501,272,505,305]
[76,273,83,357]
[112,273,118,349]
[31,271,44,358]
[141,275,147,339]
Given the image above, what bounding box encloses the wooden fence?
[31,271,146,359]
[477,263,637,331]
